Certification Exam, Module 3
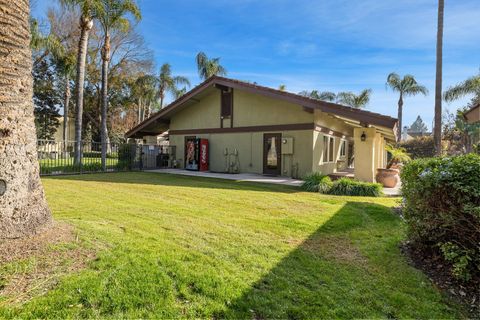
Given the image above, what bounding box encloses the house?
[464,103,480,124]
[126,76,398,182]
[52,117,75,143]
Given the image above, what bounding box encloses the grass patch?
[0,172,466,318]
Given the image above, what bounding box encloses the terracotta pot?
[376,168,399,188]
[389,162,403,170]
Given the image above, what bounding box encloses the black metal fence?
[37,140,176,176]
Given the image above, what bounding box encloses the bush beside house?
[401,154,480,282]
[301,173,383,197]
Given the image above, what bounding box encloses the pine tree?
[408,116,428,134]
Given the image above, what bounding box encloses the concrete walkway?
[148,169,304,186]
[147,169,402,196]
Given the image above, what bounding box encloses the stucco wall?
[233,90,313,126]
[169,130,313,178]
[169,92,221,130]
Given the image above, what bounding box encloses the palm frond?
[444,75,480,102]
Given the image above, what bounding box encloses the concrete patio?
[148,169,401,196]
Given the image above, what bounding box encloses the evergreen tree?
[33,59,61,140]
[408,116,428,133]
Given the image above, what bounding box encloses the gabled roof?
[464,103,480,124]
[126,76,398,138]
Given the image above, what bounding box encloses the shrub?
[399,136,435,159]
[117,143,137,170]
[401,154,480,282]
[83,151,101,158]
[328,178,383,197]
[301,172,333,193]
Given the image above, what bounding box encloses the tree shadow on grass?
[216,201,461,319]
[43,171,301,194]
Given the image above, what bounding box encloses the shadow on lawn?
[217,201,457,319]
[43,171,302,194]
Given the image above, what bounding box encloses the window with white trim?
[322,135,335,163]
[340,140,346,157]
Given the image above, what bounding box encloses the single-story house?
[464,103,480,124]
[126,76,398,182]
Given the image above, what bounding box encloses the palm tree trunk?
[397,94,403,142]
[160,89,164,109]
[137,98,141,123]
[74,15,93,165]
[0,0,52,238]
[100,33,110,171]
[434,0,444,156]
[63,76,70,143]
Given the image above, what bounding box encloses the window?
[323,136,329,163]
[221,90,232,118]
[329,137,334,162]
[322,135,335,163]
[340,140,346,157]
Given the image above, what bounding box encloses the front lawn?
[0,172,466,318]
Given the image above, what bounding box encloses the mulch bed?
[401,242,479,317]
[0,222,96,305]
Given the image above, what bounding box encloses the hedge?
[301,174,383,197]
[328,178,383,197]
[301,172,333,193]
[401,154,480,281]
[399,136,436,159]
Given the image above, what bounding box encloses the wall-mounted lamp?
[361,131,366,141]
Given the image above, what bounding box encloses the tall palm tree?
[434,0,444,156]
[0,0,52,238]
[386,73,429,141]
[61,0,101,165]
[157,63,190,107]
[97,0,141,171]
[30,18,64,67]
[299,90,336,102]
[337,89,372,109]
[444,74,480,103]
[53,52,76,143]
[196,51,227,80]
[132,74,158,122]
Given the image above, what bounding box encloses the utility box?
[281,137,294,154]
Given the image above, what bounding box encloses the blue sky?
[33,0,480,129]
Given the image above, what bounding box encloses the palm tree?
[434,0,444,156]
[132,74,158,122]
[444,74,480,103]
[299,90,336,102]
[278,84,286,91]
[337,89,372,108]
[61,0,100,165]
[172,87,188,100]
[157,63,190,107]
[386,73,428,141]
[30,18,64,67]
[97,0,141,171]
[53,52,76,143]
[196,51,227,80]
[0,0,52,238]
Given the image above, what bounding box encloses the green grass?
[0,172,466,318]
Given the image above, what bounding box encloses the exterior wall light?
[361,132,366,141]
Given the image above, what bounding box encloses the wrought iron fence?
[37,140,177,176]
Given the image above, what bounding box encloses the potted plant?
[376,144,411,187]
